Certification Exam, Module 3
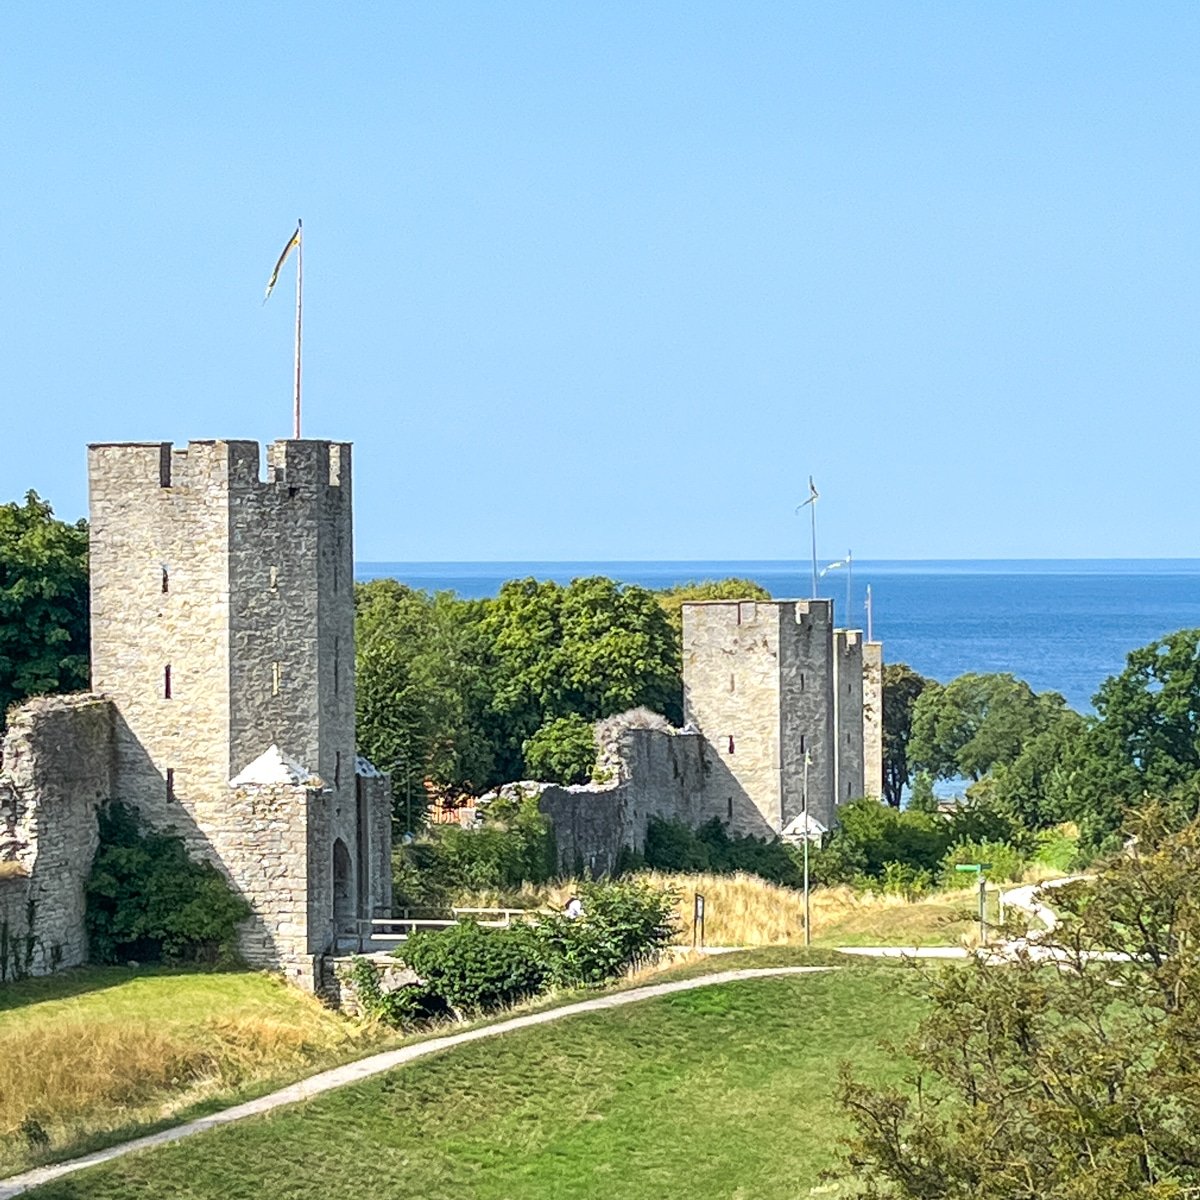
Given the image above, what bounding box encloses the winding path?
[0,965,831,1199]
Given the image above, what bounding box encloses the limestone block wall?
[862,641,884,800]
[779,600,836,830]
[88,438,375,986]
[219,780,317,982]
[0,695,113,976]
[834,630,865,804]
[355,762,394,917]
[682,601,785,837]
[495,716,709,878]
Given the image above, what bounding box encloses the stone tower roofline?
[87,438,349,493]
[681,597,834,624]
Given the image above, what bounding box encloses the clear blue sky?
[3,3,1198,561]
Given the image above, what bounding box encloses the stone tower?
[862,640,884,800]
[88,439,391,988]
[833,629,865,803]
[682,599,837,834]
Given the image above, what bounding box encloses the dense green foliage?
[356,575,717,819]
[840,803,1200,1199]
[536,878,679,988]
[882,663,930,806]
[521,714,597,785]
[397,920,551,1016]
[391,788,557,910]
[385,879,678,1019]
[654,577,772,635]
[85,803,250,965]
[0,492,89,720]
[643,816,803,888]
[909,671,1070,781]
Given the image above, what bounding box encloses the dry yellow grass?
[531,872,974,948]
[0,969,373,1175]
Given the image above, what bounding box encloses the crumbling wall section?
[521,711,710,877]
[0,694,113,978]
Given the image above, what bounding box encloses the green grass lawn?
[27,964,925,1200]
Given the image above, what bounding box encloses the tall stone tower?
[862,641,884,800]
[682,599,837,834]
[88,439,391,988]
[833,629,865,803]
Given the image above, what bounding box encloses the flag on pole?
[264,225,302,303]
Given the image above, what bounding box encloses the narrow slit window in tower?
[272,662,281,696]
[800,734,806,753]
[166,768,175,803]
[334,637,340,695]
[729,673,735,692]
[727,796,733,821]
[163,665,172,699]
[335,751,342,788]
[269,566,278,592]
[800,673,805,691]
[161,566,169,594]
[727,735,735,754]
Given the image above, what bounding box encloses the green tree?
[989,707,1089,829]
[882,663,932,806]
[523,714,598,785]
[838,802,1200,1199]
[0,492,89,720]
[480,576,682,777]
[909,672,1070,782]
[355,580,495,818]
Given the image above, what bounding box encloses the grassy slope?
[0,967,378,1178]
[29,964,925,1200]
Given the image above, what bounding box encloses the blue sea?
[355,560,1200,714]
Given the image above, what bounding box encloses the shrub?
[644,817,803,888]
[344,957,424,1028]
[522,715,597,785]
[879,861,934,899]
[397,920,550,1016]
[539,879,679,988]
[938,839,1026,888]
[85,802,250,964]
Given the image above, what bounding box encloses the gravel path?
[0,965,832,1199]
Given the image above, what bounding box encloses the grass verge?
[25,963,924,1199]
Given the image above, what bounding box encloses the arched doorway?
[333,838,355,931]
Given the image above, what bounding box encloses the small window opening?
[800,673,805,691]
[727,735,735,755]
[272,662,281,696]
[727,796,733,821]
[161,566,169,594]
[335,751,342,789]
[166,768,175,803]
[729,673,735,692]
[847,731,852,745]
[334,637,340,696]
[800,734,806,753]
[163,665,172,699]
[269,566,278,592]
[847,780,852,797]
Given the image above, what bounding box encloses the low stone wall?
[0,694,114,978]
[319,953,419,1015]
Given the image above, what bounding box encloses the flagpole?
[810,498,818,598]
[846,550,852,627]
[293,219,303,439]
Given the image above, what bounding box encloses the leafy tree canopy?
[839,801,1200,1199]
[655,577,771,635]
[0,492,89,720]
[909,671,1071,782]
[882,663,932,806]
[522,714,598,785]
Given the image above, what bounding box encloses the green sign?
[954,862,993,873]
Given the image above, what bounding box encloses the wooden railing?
[335,907,538,953]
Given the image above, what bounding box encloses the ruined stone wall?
[0,695,113,977]
[779,600,836,830]
[355,761,394,917]
[511,716,710,877]
[862,641,884,800]
[834,630,865,805]
[682,601,783,837]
